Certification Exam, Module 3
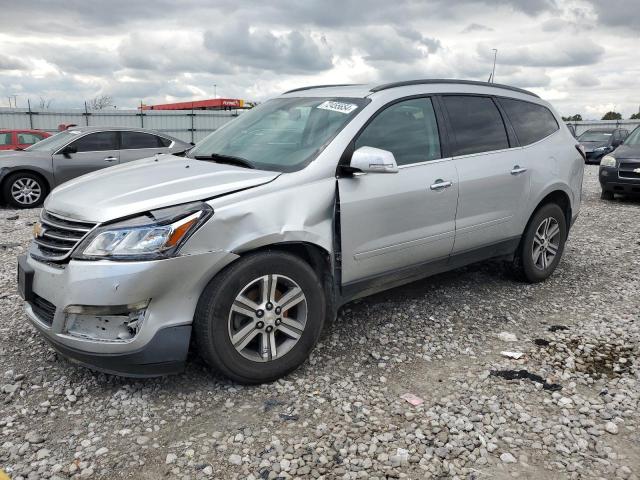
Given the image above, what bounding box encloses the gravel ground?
[1,165,638,480]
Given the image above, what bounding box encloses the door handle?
[511,165,527,175]
[430,179,453,191]
[104,156,118,162]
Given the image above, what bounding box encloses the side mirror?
[61,145,77,158]
[349,146,399,174]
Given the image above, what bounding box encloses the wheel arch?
[1,168,53,193]
[524,186,573,233]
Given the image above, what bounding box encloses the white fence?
[566,120,640,136]
[0,107,242,143]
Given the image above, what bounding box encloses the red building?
[140,98,247,111]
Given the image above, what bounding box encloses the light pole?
[214,84,217,99]
[489,49,498,83]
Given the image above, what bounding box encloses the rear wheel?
[3,172,47,208]
[513,203,567,283]
[194,251,326,384]
[601,190,614,201]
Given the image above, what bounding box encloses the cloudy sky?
[0,0,638,119]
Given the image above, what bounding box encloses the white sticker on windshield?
[316,101,358,114]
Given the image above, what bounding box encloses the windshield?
[623,127,640,146]
[25,130,81,152]
[578,131,613,143]
[188,97,368,172]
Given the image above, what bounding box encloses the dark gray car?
[0,127,191,208]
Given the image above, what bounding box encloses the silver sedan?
[0,127,191,208]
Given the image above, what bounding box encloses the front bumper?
[21,249,238,377]
[599,167,640,195]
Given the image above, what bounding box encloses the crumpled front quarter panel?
[182,177,337,256]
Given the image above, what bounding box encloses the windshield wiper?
[193,153,255,169]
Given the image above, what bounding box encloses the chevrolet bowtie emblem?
[33,222,45,238]
[634,167,640,174]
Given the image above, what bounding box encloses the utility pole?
[214,84,217,99]
[489,49,498,83]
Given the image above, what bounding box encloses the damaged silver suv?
[18,80,584,383]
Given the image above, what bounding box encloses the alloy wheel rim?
[532,217,560,271]
[11,178,42,205]
[228,274,307,362]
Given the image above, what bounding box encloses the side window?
[355,98,441,166]
[0,133,12,146]
[121,131,163,149]
[499,98,559,146]
[69,132,118,152]
[17,133,43,145]
[442,95,509,156]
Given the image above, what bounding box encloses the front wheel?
[3,172,47,208]
[513,203,567,283]
[193,251,326,384]
[601,190,614,201]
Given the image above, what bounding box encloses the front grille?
[30,294,56,326]
[619,163,640,179]
[31,210,97,262]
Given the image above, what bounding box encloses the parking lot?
[0,164,638,479]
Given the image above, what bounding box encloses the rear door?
[339,97,459,285]
[119,131,171,163]
[52,131,120,184]
[440,95,531,253]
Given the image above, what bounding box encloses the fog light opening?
[63,302,149,343]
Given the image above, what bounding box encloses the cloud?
[462,23,494,33]
[585,0,640,32]
[0,54,27,71]
[204,24,333,74]
[479,38,605,67]
[569,72,601,87]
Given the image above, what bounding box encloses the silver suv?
[17,80,584,383]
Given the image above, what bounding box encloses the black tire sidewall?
[4,172,47,208]
[520,204,567,283]
[194,252,325,383]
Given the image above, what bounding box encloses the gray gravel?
[1,165,638,480]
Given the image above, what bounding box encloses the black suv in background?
[599,126,640,200]
[578,128,629,164]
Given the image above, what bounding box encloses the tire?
[3,172,47,208]
[194,251,326,384]
[513,203,567,283]
[601,190,614,201]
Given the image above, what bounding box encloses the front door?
[338,97,459,285]
[52,131,120,184]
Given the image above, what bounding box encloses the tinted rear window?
[499,98,559,146]
[442,95,509,156]
[121,131,163,149]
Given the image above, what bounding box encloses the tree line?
[563,111,640,121]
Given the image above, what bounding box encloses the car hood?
[0,149,50,164]
[46,154,281,223]
[612,144,640,160]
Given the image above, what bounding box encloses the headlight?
[73,202,212,260]
[600,155,617,168]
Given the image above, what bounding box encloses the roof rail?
[283,84,363,94]
[370,79,539,98]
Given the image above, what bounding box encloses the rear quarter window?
[499,98,559,146]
